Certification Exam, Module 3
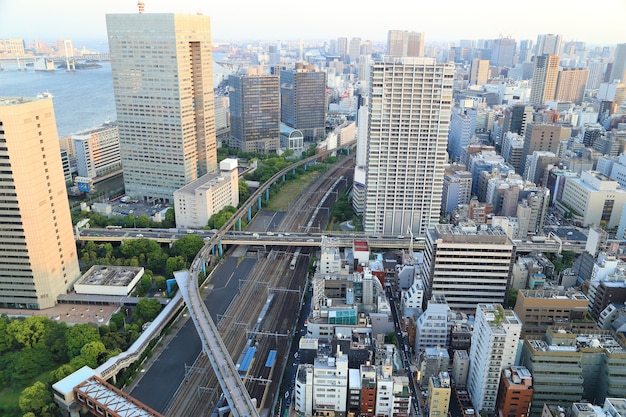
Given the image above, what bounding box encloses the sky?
[1,0,625,49]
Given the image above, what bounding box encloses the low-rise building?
[514,289,590,337]
[496,366,533,417]
[173,158,239,229]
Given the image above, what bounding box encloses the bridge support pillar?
[282,174,286,182]
[218,241,223,257]
[258,196,262,210]
[292,168,296,175]
[265,188,269,201]
[248,206,252,222]
[237,218,241,231]
[303,163,307,171]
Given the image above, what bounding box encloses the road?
[129,256,258,412]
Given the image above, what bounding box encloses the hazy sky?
[1,0,625,48]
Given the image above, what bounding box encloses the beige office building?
[469,59,490,86]
[422,223,515,311]
[173,159,239,230]
[555,68,589,104]
[530,54,560,106]
[514,289,590,337]
[106,13,217,203]
[0,97,81,309]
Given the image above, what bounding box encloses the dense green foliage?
[0,309,163,417]
[71,210,175,229]
[79,235,204,280]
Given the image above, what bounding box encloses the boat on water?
[37,91,54,99]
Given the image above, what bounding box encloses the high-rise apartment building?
[386,30,424,57]
[555,68,589,104]
[530,54,560,105]
[228,71,280,153]
[0,97,81,309]
[469,58,490,85]
[422,223,515,311]
[536,34,562,56]
[106,13,217,203]
[520,123,570,175]
[72,122,121,180]
[609,43,626,82]
[280,63,327,141]
[363,57,454,235]
[468,304,521,415]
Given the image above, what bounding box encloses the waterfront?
[0,53,229,138]
[0,62,116,137]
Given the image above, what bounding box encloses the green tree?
[134,298,162,323]
[12,347,54,385]
[50,364,76,384]
[508,288,519,308]
[164,208,176,227]
[170,235,204,262]
[80,340,107,368]
[154,276,168,292]
[239,180,251,204]
[66,323,100,359]
[110,311,126,330]
[134,275,153,297]
[0,315,15,353]
[19,381,52,415]
[7,316,48,349]
[166,256,186,278]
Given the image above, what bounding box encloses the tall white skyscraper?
[467,304,521,414]
[363,57,454,235]
[106,13,217,203]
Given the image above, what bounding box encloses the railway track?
[165,156,354,416]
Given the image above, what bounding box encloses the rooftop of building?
[76,265,144,287]
[71,121,118,137]
[353,240,369,251]
[519,289,589,302]
[0,96,44,106]
[479,304,521,327]
[543,404,570,417]
[431,222,511,244]
[529,329,626,354]
[606,398,626,415]
[430,372,451,389]
[454,350,470,360]
[502,366,532,386]
[174,172,228,195]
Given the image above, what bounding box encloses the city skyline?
[1,0,625,47]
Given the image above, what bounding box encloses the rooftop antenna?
[137,1,145,13]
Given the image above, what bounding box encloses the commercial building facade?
[106,13,217,203]
[422,223,515,311]
[228,71,280,153]
[0,97,81,309]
